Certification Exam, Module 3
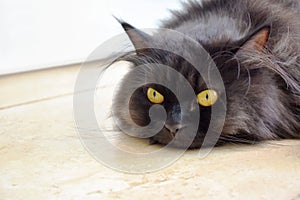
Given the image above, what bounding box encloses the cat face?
[125,56,219,148]
[111,21,290,149]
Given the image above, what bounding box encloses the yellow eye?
[147,88,164,104]
[197,89,218,107]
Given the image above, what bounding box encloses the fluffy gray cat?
[112,0,300,148]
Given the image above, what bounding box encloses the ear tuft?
[114,17,152,54]
[240,26,270,52]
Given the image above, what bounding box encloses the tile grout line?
[0,93,75,110]
[0,88,98,111]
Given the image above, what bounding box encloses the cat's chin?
[148,128,207,149]
[148,137,204,149]
[148,136,225,149]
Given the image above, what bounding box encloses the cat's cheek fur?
[128,90,152,127]
[221,68,299,142]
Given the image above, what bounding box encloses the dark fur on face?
[112,0,300,148]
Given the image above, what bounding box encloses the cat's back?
[162,0,300,45]
[161,0,300,94]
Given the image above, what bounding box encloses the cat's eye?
[147,88,164,104]
[197,89,218,107]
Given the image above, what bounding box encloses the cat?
[111,0,300,149]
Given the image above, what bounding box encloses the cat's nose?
[164,123,183,134]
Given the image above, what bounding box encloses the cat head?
[112,20,274,149]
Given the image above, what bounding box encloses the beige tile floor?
[0,63,300,200]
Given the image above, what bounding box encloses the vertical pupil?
[153,91,156,97]
[206,93,209,100]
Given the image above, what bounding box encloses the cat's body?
[112,0,300,148]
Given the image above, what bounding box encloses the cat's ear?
[116,18,152,54]
[238,26,270,54]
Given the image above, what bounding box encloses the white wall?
[0,0,181,75]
